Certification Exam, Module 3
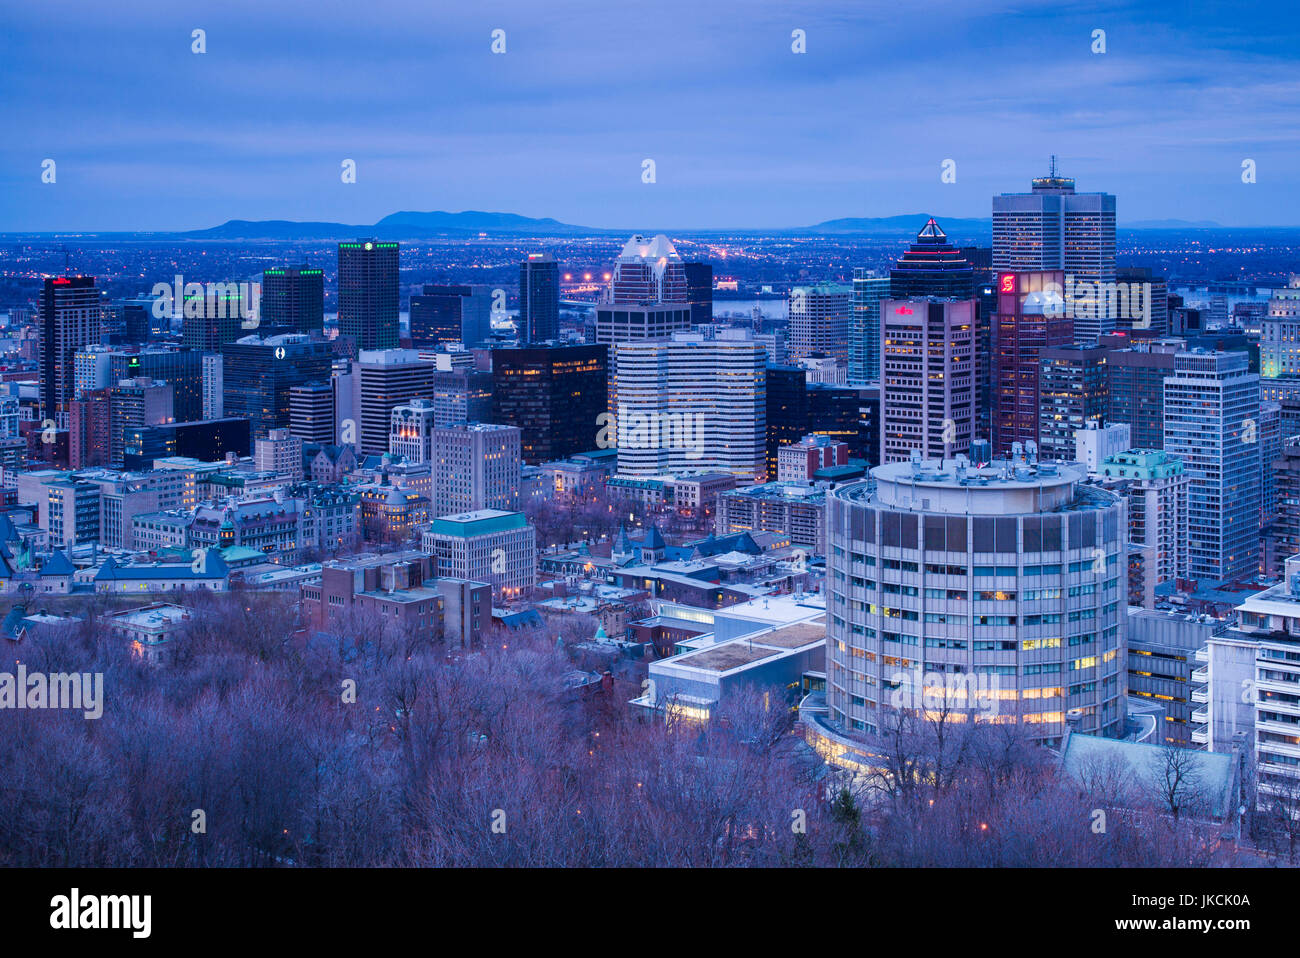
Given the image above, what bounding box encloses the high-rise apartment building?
[1099,449,1190,589]
[202,353,224,420]
[880,298,975,464]
[39,276,101,425]
[1163,349,1261,582]
[254,428,304,480]
[430,423,522,516]
[789,283,851,364]
[518,253,560,343]
[261,265,325,335]
[337,240,399,351]
[610,329,767,481]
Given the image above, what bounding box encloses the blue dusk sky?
[1,0,1298,231]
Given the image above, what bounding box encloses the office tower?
[337,239,399,351]
[798,355,846,384]
[120,302,151,344]
[1103,336,1181,450]
[430,423,522,516]
[808,384,870,460]
[289,382,337,445]
[777,434,849,482]
[1115,267,1168,336]
[766,364,810,481]
[491,344,608,463]
[1099,449,1190,588]
[123,419,251,471]
[409,284,492,347]
[255,428,304,480]
[849,270,890,386]
[889,219,977,300]
[1260,278,1300,381]
[181,286,250,353]
[68,387,113,468]
[222,333,335,440]
[110,378,173,468]
[594,303,692,345]
[879,298,975,463]
[39,275,101,424]
[823,457,1127,744]
[519,253,560,343]
[610,329,766,481]
[683,262,713,327]
[202,353,224,420]
[432,367,493,427]
[109,348,204,423]
[608,234,687,304]
[389,398,439,463]
[1163,350,1260,581]
[352,349,438,457]
[1269,439,1300,565]
[992,270,1072,455]
[789,283,851,363]
[1037,344,1109,460]
[261,265,325,335]
[422,510,537,600]
[993,160,1116,343]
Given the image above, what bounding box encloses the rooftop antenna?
[1049,154,1058,178]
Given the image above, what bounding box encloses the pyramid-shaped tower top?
[917,218,947,242]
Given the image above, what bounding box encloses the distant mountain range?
[8,210,1243,240]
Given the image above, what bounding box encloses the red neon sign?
[895,306,914,315]
[999,274,1016,293]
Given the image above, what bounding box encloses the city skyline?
[4,0,1300,232]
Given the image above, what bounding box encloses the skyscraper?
[337,240,399,351]
[849,270,890,387]
[222,333,335,440]
[993,161,1116,343]
[992,270,1072,455]
[608,234,687,304]
[789,283,851,364]
[879,298,975,463]
[1103,335,1182,450]
[429,422,522,516]
[1163,349,1260,581]
[109,348,204,423]
[351,349,438,457]
[610,329,767,481]
[1037,344,1109,461]
[824,458,1127,744]
[289,382,337,445]
[491,344,608,464]
[409,285,492,347]
[519,253,560,343]
[39,276,101,424]
[888,218,976,300]
[261,265,325,335]
[683,262,713,327]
